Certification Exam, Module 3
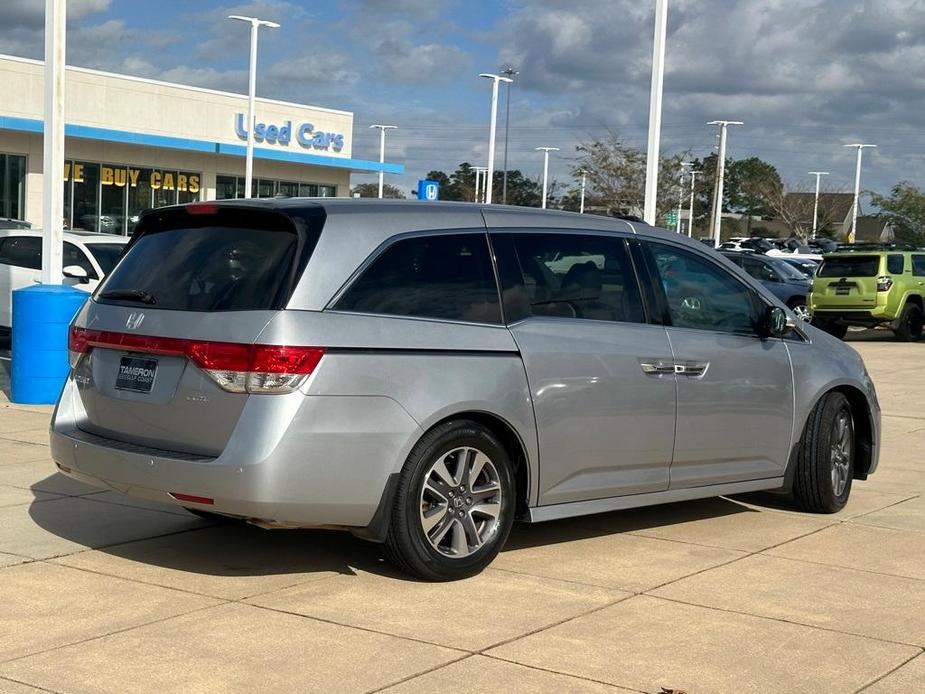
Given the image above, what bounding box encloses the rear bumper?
[810,309,891,328]
[50,378,422,529]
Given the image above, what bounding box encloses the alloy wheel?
[419,446,503,558]
[830,409,853,497]
[792,303,811,322]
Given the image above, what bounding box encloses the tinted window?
[818,256,879,277]
[913,255,925,277]
[501,233,644,324]
[335,233,501,324]
[649,242,759,335]
[0,236,41,270]
[99,209,302,311]
[84,243,125,275]
[887,254,904,275]
[63,242,97,280]
[741,256,779,283]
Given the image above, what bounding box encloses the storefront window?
[299,183,319,197]
[72,161,101,232]
[216,175,237,200]
[257,179,275,198]
[278,181,299,197]
[99,164,127,234]
[0,153,26,220]
[177,171,201,205]
[127,167,154,234]
[319,185,336,197]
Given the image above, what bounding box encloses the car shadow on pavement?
[26,477,390,579]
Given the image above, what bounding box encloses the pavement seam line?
[0,674,66,694]
[647,593,925,650]
[853,650,925,693]
[0,602,225,667]
[363,653,476,694]
[757,550,925,583]
[480,652,650,693]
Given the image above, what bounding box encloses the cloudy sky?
[1,0,922,201]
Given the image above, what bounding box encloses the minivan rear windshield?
[817,256,879,278]
[96,207,316,311]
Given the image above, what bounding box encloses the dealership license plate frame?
[115,356,159,393]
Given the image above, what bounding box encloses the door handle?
[639,359,675,376]
[674,361,710,378]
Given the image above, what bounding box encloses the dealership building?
[0,54,402,235]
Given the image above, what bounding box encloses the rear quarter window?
[334,232,502,324]
[818,256,880,278]
[887,254,904,274]
[97,207,318,311]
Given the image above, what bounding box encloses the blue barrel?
[11,284,88,404]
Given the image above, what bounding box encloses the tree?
[573,134,689,223]
[422,164,546,207]
[351,182,406,199]
[726,157,781,232]
[870,182,925,247]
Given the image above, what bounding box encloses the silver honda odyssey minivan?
[51,199,880,580]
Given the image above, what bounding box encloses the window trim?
[641,238,774,340]
[490,228,649,328]
[326,228,505,327]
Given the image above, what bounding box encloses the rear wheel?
[787,297,810,322]
[793,392,854,514]
[894,303,923,342]
[385,420,515,581]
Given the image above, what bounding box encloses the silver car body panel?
[50,200,880,531]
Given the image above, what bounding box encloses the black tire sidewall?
[896,304,923,342]
[389,422,516,581]
[805,393,854,512]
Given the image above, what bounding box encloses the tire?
[384,420,515,581]
[787,297,810,322]
[894,303,923,342]
[793,392,854,514]
[813,318,848,340]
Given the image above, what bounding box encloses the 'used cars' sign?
[234,113,345,153]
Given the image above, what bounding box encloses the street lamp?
[479,73,513,205]
[707,120,743,247]
[578,170,587,214]
[844,144,876,243]
[369,125,397,198]
[500,67,518,205]
[676,161,692,233]
[228,14,280,199]
[473,166,488,203]
[643,0,668,225]
[535,147,559,209]
[688,169,702,238]
[42,0,65,283]
[808,171,830,239]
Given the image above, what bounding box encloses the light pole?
[42,0,65,283]
[579,171,587,214]
[228,14,280,199]
[808,171,830,239]
[474,167,488,203]
[643,0,669,225]
[845,144,876,243]
[369,125,397,198]
[536,147,559,209]
[676,161,692,233]
[500,67,518,205]
[688,169,702,238]
[707,120,743,247]
[479,73,514,205]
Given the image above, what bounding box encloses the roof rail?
[835,242,919,252]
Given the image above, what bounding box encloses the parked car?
[0,218,31,230]
[721,251,813,321]
[810,249,925,340]
[779,256,819,278]
[719,237,774,253]
[53,200,880,580]
[0,229,128,336]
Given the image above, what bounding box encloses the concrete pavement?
[0,333,922,693]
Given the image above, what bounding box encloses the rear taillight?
[67,326,324,394]
[877,276,893,292]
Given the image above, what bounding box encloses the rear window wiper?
[97,288,157,305]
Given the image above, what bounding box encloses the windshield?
[766,256,810,282]
[818,255,880,278]
[85,243,126,275]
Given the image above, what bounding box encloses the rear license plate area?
[115,356,158,393]
[835,286,850,296]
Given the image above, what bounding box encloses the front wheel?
[793,392,854,514]
[894,303,923,342]
[385,420,515,581]
[787,298,811,322]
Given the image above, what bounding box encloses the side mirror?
[62,265,90,284]
[758,305,787,338]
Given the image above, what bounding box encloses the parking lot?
[0,332,922,694]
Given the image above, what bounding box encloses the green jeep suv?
[810,249,925,340]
